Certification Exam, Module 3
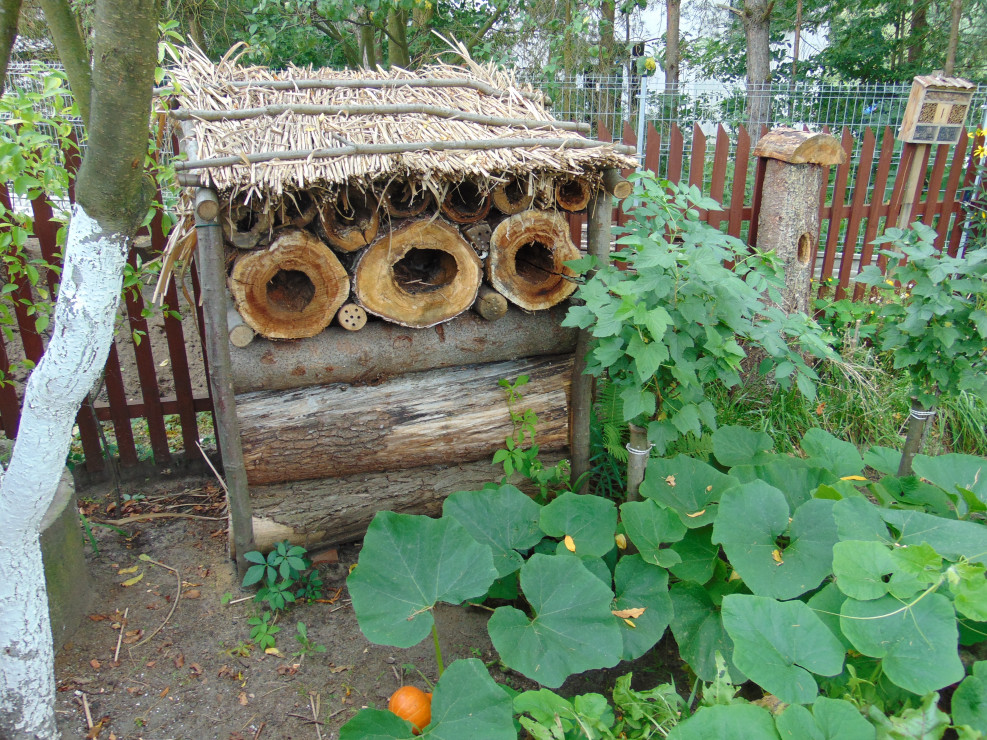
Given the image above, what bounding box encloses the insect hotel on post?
[157,46,637,566]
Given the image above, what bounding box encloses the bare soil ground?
[55,476,688,740]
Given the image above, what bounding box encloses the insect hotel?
[158,46,637,563]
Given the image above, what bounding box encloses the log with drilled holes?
[249,453,566,550]
[487,210,580,311]
[229,229,349,339]
[236,354,572,485]
[352,217,482,328]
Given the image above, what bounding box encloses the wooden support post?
[625,424,651,502]
[195,187,255,577]
[896,143,929,230]
[570,174,614,494]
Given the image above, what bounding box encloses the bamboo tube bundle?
[491,174,534,215]
[221,201,275,249]
[320,187,380,252]
[440,179,492,223]
[487,210,580,311]
[230,229,350,339]
[381,179,435,219]
[555,177,592,212]
[353,218,482,328]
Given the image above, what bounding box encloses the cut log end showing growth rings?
[492,175,535,215]
[221,202,274,249]
[440,179,492,223]
[230,229,349,340]
[320,188,380,252]
[381,180,435,218]
[353,219,482,328]
[336,303,368,331]
[555,177,592,212]
[488,210,580,311]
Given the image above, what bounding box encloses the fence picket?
[853,127,896,301]
[727,126,750,240]
[707,125,729,228]
[936,133,969,249]
[836,127,876,300]
[817,129,854,294]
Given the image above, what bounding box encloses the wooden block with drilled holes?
[336,303,367,331]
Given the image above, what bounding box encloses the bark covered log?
[753,127,845,165]
[440,179,492,223]
[249,453,566,550]
[488,210,580,311]
[319,187,380,252]
[472,283,509,321]
[353,217,482,328]
[237,354,573,485]
[230,229,349,339]
[229,302,576,392]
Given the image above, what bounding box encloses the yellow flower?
[975,144,987,159]
[644,57,657,73]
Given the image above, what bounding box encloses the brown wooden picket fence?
[0,121,982,476]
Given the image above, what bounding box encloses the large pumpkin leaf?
[641,455,738,528]
[863,446,902,476]
[881,508,987,565]
[488,553,622,687]
[775,698,876,740]
[338,659,515,740]
[711,426,775,468]
[729,457,836,510]
[832,497,890,543]
[801,428,865,478]
[832,540,897,601]
[669,581,744,683]
[613,555,673,660]
[912,453,987,508]
[443,485,542,577]
[840,592,964,695]
[668,703,779,740]
[722,595,844,705]
[713,483,838,599]
[347,512,497,647]
[621,500,687,567]
[539,492,618,557]
[669,526,720,584]
[952,661,987,733]
[806,582,852,651]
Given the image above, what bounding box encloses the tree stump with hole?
[555,178,592,212]
[487,210,580,311]
[381,180,434,218]
[221,202,274,249]
[230,229,349,340]
[440,179,492,223]
[352,218,482,328]
[319,188,380,252]
[492,175,534,214]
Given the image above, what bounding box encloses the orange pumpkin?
[388,685,432,734]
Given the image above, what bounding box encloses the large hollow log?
[353,218,482,328]
[220,201,274,249]
[319,187,380,252]
[555,178,592,212]
[249,453,566,550]
[492,175,535,215]
[380,179,435,218]
[440,179,492,223]
[229,229,349,340]
[487,210,580,311]
[237,354,573,486]
[229,303,576,392]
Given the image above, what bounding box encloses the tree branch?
[466,3,507,51]
[0,0,22,90]
[39,0,92,128]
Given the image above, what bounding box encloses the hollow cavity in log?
[381,180,434,218]
[230,229,349,340]
[320,188,380,252]
[221,202,274,249]
[492,175,534,214]
[555,178,592,212]
[488,210,580,311]
[440,179,492,223]
[353,218,482,328]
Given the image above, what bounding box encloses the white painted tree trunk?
[0,205,128,739]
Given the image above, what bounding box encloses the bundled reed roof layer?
[167,43,637,197]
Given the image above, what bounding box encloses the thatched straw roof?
[167,42,637,199]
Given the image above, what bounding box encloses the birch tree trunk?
[0,0,156,732]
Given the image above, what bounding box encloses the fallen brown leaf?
[89,659,101,671]
[189,663,203,676]
[184,589,201,600]
[612,607,647,619]
[159,686,170,698]
[174,654,185,669]
[238,691,249,706]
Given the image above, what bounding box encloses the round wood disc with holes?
[230,229,349,340]
[320,188,381,252]
[353,219,482,328]
[221,202,274,249]
[336,303,368,331]
[487,210,580,311]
